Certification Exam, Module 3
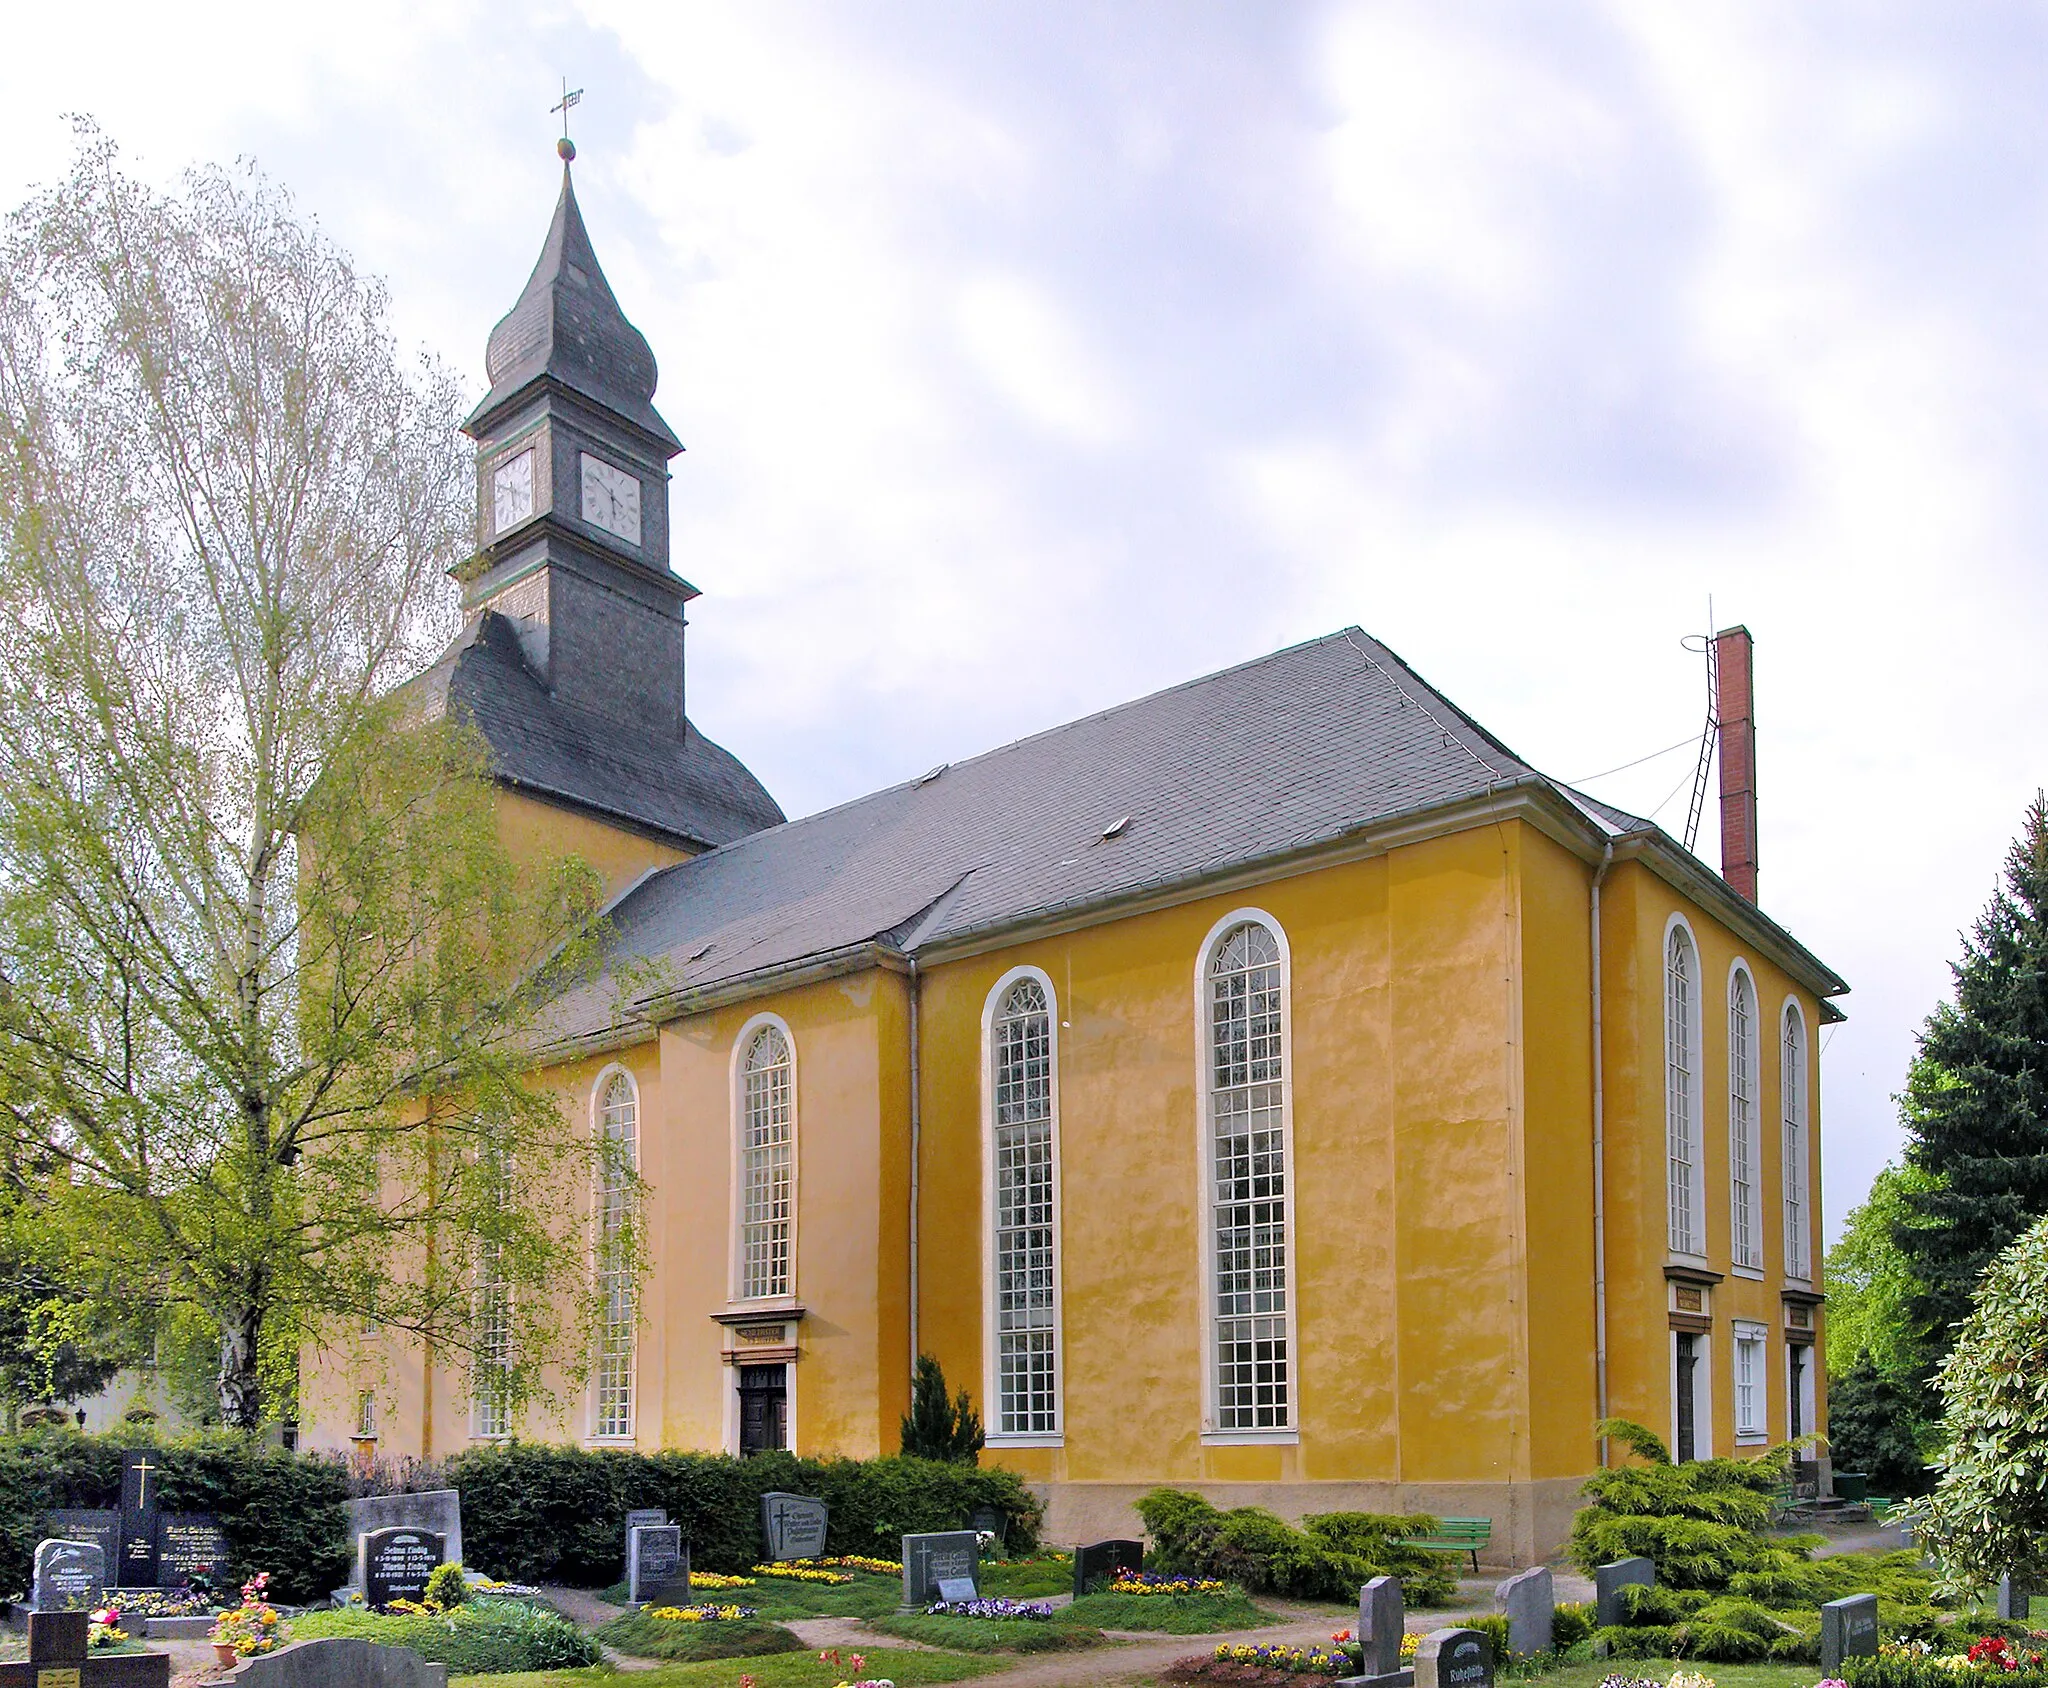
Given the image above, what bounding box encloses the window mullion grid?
[993,986,1056,1436]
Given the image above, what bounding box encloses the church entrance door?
[738,1364,787,1455]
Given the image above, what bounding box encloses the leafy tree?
[0,1202,124,1431]
[0,130,620,1429]
[1823,1358,1933,1497]
[899,1354,984,1464]
[1917,1211,2048,1593]
[1895,796,2048,1369]
[1823,1162,1941,1488]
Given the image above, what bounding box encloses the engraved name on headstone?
[627,1525,690,1609]
[32,1541,106,1614]
[901,1531,979,1610]
[760,1493,829,1563]
[1414,1628,1494,1688]
[156,1515,230,1589]
[361,1528,446,1611]
[40,1513,119,1574]
[1820,1594,1880,1678]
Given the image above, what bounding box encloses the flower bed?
[869,1608,1103,1654]
[688,1572,759,1591]
[211,1574,290,1658]
[1840,1636,2048,1688]
[1111,1570,1229,1596]
[294,1597,599,1673]
[924,1598,1054,1620]
[753,1563,855,1585]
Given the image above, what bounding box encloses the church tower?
[408,151,783,858]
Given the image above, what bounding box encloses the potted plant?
[210,1573,288,1668]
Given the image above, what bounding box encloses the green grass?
[978,1556,1077,1599]
[592,1611,802,1662]
[451,1650,1005,1688]
[742,1570,904,1620]
[1509,1665,1821,1688]
[1067,1589,1272,1634]
[868,1610,1106,1654]
[294,1599,599,1674]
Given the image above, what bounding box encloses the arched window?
[989,974,1059,1436]
[1205,917,1291,1432]
[738,1025,795,1301]
[1728,969,1761,1270]
[593,1071,638,1438]
[471,1132,514,1439]
[1665,925,1702,1255]
[1782,1004,1810,1279]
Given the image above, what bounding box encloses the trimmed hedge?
[0,1429,349,1604]
[1136,1489,1458,1606]
[441,1443,1040,1583]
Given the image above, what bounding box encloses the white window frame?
[1733,1320,1768,1443]
[1727,963,1763,1276]
[471,1131,515,1441]
[1664,916,1707,1260]
[1670,1327,1712,1462]
[981,966,1064,1447]
[1196,908,1298,1445]
[1786,1335,1817,1442]
[589,1064,639,1442]
[1781,999,1812,1282]
[730,1015,799,1305]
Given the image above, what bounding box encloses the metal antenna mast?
[1681,599,1718,853]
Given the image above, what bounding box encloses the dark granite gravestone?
[360,1529,446,1611]
[936,1577,979,1605]
[1821,1594,1880,1677]
[901,1531,979,1610]
[1594,1557,1655,1628]
[1071,1538,1145,1597]
[116,1451,162,1589]
[345,1493,463,1581]
[229,1638,448,1688]
[623,1509,666,1552]
[41,1513,119,1573]
[0,1609,168,1688]
[759,1493,829,1563]
[1414,1628,1494,1688]
[1496,1565,1553,1658]
[968,1506,1007,1548]
[1998,1576,2039,1623]
[1347,1574,1409,1685]
[155,1515,229,1590]
[32,1541,105,1614]
[627,1525,689,1609]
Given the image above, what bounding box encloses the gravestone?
[1496,1565,1553,1658]
[345,1493,463,1581]
[759,1493,829,1563]
[1594,1557,1655,1628]
[622,1509,666,1558]
[0,1609,168,1688]
[1820,1593,1880,1677]
[935,1576,979,1604]
[1339,1574,1412,1687]
[968,1506,1007,1548]
[228,1638,448,1688]
[1414,1628,1493,1688]
[901,1531,979,1610]
[1997,1575,2038,1623]
[155,1515,229,1591]
[627,1525,689,1609]
[32,1541,105,1614]
[41,1513,119,1573]
[1071,1538,1145,1597]
[360,1529,446,1611]
[116,1450,162,1589]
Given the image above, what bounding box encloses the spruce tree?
[1894,795,2048,1368]
[899,1354,985,1463]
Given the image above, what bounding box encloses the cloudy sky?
[6,2,2044,1239]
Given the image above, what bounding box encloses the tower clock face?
[492,448,535,532]
[580,452,642,548]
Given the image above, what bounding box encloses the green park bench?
[1396,1516,1493,1572]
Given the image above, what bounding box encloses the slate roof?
[408,610,784,849]
[539,625,1777,1042]
[464,165,681,452]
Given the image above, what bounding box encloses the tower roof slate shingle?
[539,627,1844,1045]
[464,166,681,452]
[408,610,784,849]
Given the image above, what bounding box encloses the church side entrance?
[737,1364,787,1455]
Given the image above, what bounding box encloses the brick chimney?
[1715,625,1758,902]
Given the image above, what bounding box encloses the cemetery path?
[788,1616,946,1652]
[534,1585,664,1673]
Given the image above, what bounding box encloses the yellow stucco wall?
[495,788,692,904]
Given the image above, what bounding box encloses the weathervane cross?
[552,78,583,141]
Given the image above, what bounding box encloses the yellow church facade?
[301,165,1845,1567]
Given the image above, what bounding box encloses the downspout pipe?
[1592,837,1614,1467]
[908,955,921,1387]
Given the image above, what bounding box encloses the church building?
[303,161,1846,1566]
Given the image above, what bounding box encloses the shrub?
[899,1355,984,1464]
[1136,1489,1456,1605]
[1552,1603,1595,1650]
[292,1598,598,1673]
[422,1562,468,1608]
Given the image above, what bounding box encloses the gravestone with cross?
[115,1452,160,1589]
[0,1609,168,1688]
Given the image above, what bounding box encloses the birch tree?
[0,128,627,1429]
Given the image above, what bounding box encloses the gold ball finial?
[558,137,576,162]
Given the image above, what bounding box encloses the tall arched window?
[1782,1003,1810,1279]
[593,1071,638,1438]
[1728,968,1761,1270]
[739,1025,795,1301]
[471,1131,514,1439]
[989,975,1059,1436]
[1205,917,1291,1432]
[1666,925,1702,1256]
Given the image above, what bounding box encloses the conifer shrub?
[1135,1489,1456,1605]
